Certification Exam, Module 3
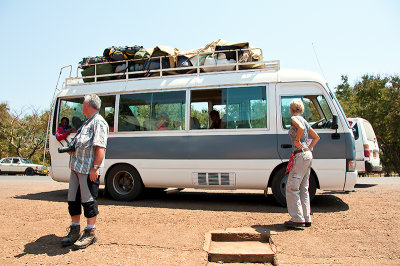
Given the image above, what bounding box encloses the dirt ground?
[0,176,399,265]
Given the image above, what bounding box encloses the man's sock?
[86,224,95,230]
[71,222,80,226]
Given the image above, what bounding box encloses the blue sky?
[0,0,399,113]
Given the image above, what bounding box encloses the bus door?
[275,83,347,188]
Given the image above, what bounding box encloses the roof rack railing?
[66,48,280,85]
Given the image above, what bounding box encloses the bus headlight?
[347,159,356,172]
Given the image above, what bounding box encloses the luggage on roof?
[81,63,113,82]
[79,40,266,83]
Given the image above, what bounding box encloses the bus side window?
[58,98,84,132]
[281,96,302,129]
[281,95,334,130]
[119,91,185,131]
[190,86,267,130]
[99,95,116,132]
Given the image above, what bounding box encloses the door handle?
[281,144,293,149]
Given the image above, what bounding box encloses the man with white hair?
[61,94,109,249]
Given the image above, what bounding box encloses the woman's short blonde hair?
[290,99,304,114]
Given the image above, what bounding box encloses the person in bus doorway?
[61,94,109,249]
[209,110,222,129]
[284,99,320,228]
[56,117,72,141]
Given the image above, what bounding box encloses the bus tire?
[25,168,34,176]
[271,167,317,207]
[106,164,144,201]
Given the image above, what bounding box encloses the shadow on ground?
[354,183,377,188]
[14,188,349,213]
[252,224,305,234]
[14,234,70,258]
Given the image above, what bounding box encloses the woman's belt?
[294,148,311,155]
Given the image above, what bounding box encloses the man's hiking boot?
[73,228,98,250]
[61,225,80,247]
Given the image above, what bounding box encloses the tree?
[335,74,400,175]
[0,103,13,158]
[0,105,50,164]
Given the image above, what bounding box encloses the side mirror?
[331,115,339,130]
[331,115,340,139]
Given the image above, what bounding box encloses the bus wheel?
[106,165,144,201]
[25,168,34,176]
[271,167,317,207]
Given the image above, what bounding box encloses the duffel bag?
[201,53,235,72]
[103,46,128,61]
[125,45,143,59]
[115,63,127,79]
[103,47,113,59]
[215,44,245,61]
[177,56,193,74]
[144,58,170,76]
[110,46,127,61]
[134,48,151,63]
[81,63,113,83]
[79,56,108,69]
[128,63,145,78]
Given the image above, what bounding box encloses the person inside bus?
[156,113,169,130]
[284,99,320,228]
[56,117,72,141]
[209,110,222,129]
[72,116,83,131]
[105,113,114,132]
[190,117,201,129]
[118,105,140,131]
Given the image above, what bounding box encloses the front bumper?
[344,171,358,191]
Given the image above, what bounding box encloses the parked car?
[348,118,382,175]
[0,157,48,176]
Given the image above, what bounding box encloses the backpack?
[134,48,151,63]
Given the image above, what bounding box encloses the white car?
[0,157,48,176]
[348,118,382,175]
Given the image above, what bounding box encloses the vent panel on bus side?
[192,172,236,187]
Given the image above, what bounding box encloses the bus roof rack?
[66,48,280,85]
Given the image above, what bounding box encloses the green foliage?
[0,103,50,165]
[335,74,400,175]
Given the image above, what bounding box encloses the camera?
[58,141,76,153]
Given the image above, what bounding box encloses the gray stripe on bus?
[105,133,355,160]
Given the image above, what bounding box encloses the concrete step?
[204,227,276,264]
[211,231,269,242]
[208,241,275,263]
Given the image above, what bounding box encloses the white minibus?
[48,53,357,206]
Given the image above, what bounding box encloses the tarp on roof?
[181,39,264,69]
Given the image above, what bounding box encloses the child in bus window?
[56,117,72,141]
